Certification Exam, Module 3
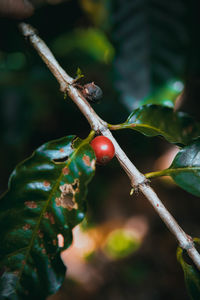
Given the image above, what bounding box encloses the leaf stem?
[108,123,132,130]
[145,169,171,179]
[85,130,95,143]
[19,22,200,271]
[145,167,200,179]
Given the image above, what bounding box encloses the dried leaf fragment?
[55,180,79,211]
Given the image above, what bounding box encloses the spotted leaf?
[0,135,96,299]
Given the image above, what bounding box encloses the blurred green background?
[1,0,200,299]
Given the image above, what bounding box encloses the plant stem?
[145,169,171,179]
[145,167,199,179]
[108,123,131,130]
[19,22,200,271]
[85,130,95,143]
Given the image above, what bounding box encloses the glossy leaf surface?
[0,135,96,299]
[177,243,200,300]
[140,78,184,108]
[169,139,200,197]
[124,105,200,145]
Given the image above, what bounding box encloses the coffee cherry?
[90,136,115,164]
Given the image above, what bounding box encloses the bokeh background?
[1,0,200,299]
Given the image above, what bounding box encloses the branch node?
[131,178,150,194]
[180,235,194,250]
[180,241,194,251]
[19,22,36,38]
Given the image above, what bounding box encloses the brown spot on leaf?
[25,201,37,209]
[62,167,69,175]
[38,230,44,238]
[55,180,79,211]
[55,197,61,206]
[13,270,19,276]
[22,260,26,265]
[23,224,31,231]
[53,239,57,246]
[55,195,77,211]
[42,248,46,254]
[44,212,55,224]
[131,123,136,128]
[59,148,64,153]
[43,180,50,187]
[83,154,91,167]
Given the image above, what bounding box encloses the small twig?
[19,22,200,271]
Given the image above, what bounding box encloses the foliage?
[1,0,200,299]
[169,139,200,197]
[113,104,200,145]
[146,138,200,198]
[103,229,140,259]
[110,0,191,110]
[0,135,95,299]
[177,241,200,300]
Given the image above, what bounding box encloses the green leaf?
[177,242,200,299]
[52,28,114,64]
[140,78,184,108]
[169,139,200,197]
[76,67,84,80]
[103,229,140,260]
[124,105,200,145]
[111,0,190,110]
[0,135,96,299]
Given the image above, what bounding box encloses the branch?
[19,22,200,271]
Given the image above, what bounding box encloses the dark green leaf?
[124,105,200,145]
[177,242,200,300]
[111,0,189,109]
[52,28,114,64]
[169,139,200,197]
[140,78,184,107]
[0,135,96,299]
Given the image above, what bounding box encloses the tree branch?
[19,22,200,271]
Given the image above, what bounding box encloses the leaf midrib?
[16,137,89,288]
[168,166,200,175]
[128,122,182,143]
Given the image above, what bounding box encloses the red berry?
[90,136,115,164]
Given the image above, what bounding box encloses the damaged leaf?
[0,135,96,299]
